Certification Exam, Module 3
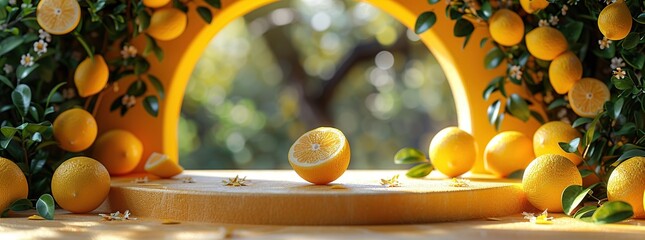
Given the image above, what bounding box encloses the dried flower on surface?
[449,178,470,187]
[522,210,554,224]
[99,210,138,221]
[380,174,401,187]
[223,175,248,187]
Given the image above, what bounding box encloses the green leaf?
[0,36,24,56]
[16,63,39,80]
[621,50,645,69]
[415,11,437,34]
[0,127,17,149]
[12,84,31,117]
[483,77,501,101]
[636,13,645,24]
[487,99,501,126]
[530,110,545,124]
[143,96,159,117]
[394,148,427,164]
[507,94,530,122]
[592,201,633,224]
[572,118,593,128]
[617,149,645,162]
[613,75,633,90]
[204,0,221,8]
[612,98,624,119]
[134,58,150,75]
[406,163,433,178]
[561,20,584,44]
[427,0,440,4]
[36,194,55,220]
[45,82,67,108]
[559,137,580,153]
[484,47,504,69]
[622,33,639,50]
[127,80,147,97]
[480,1,492,19]
[507,169,524,179]
[147,75,165,99]
[0,75,14,89]
[579,169,594,178]
[547,98,566,110]
[197,6,213,23]
[480,37,488,48]
[561,185,590,216]
[9,199,33,212]
[453,19,474,37]
[573,205,597,219]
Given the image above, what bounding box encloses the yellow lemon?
[549,51,582,94]
[53,108,97,152]
[522,154,582,212]
[147,8,187,41]
[598,0,632,40]
[484,131,535,178]
[36,0,81,35]
[51,157,110,213]
[288,127,350,185]
[607,157,645,218]
[429,127,477,177]
[143,0,171,8]
[568,78,610,118]
[533,121,582,165]
[74,55,109,97]
[525,27,568,61]
[0,158,28,211]
[520,0,549,14]
[489,9,524,46]
[145,152,184,178]
[93,130,144,175]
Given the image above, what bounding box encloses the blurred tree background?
[179,0,457,169]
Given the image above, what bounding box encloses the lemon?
[568,78,610,118]
[93,130,144,175]
[53,108,98,152]
[74,55,109,97]
[598,0,632,40]
[549,51,582,94]
[52,157,111,213]
[533,121,582,165]
[484,131,535,178]
[36,0,81,35]
[520,0,549,14]
[607,156,645,218]
[147,8,187,41]
[143,0,171,8]
[145,152,184,178]
[0,158,28,211]
[522,154,582,212]
[489,9,524,46]
[429,127,477,177]
[288,127,350,185]
[525,27,568,61]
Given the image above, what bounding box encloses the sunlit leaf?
[592,201,633,224]
[406,163,433,178]
[559,138,580,153]
[415,11,436,34]
[561,185,591,216]
[394,148,427,164]
[507,94,530,122]
[484,47,504,69]
[36,194,55,220]
[453,19,474,37]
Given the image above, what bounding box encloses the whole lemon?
[520,0,549,14]
[549,51,582,94]
[93,130,144,175]
[598,0,632,40]
[52,157,111,213]
[53,108,98,152]
[147,8,187,41]
[484,131,535,177]
[143,0,170,8]
[525,27,568,61]
[533,121,582,165]
[429,127,477,177]
[74,55,109,97]
[607,157,645,218]
[0,158,28,211]
[489,9,524,46]
[522,154,582,212]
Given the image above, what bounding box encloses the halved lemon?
[288,127,351,185]
[36,0,81,35]
[144,152,184,178]
[568,78,610,118]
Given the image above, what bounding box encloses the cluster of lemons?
[1,0,191,214]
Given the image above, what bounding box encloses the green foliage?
[393,148,432,178]
[36,194,55,220]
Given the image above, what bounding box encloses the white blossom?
[538,20,549,27]
[8,0,16,5]
[598,37,612,50]
[610,57,625,69]
[38,29,51,42]
[613,67,626,79]
[561,5,569,15]
[3,64,13,74]
[122,95,136,108]
[549,15,559,26]
[120,45,137,59]
[509,65,523,80]
[20,54,34,67]
[33,40,48,55]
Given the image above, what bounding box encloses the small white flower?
[603,0,616,4]
[20,54,34,67]
[33,40,48,55]
[120,45,138,59]
[538,19,549,27]
[610,57,625,69]
[561,5,569,15]
[557,108,568,118]
[3,64,13,74]
[598,37,612,50]
[122,94,136,108]
[567,0,579,5]
[549,15,559,26]
[510,65,523,80]
[38,29,51,42]
[8,0,16,5]
[613,67,626,79]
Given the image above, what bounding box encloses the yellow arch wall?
[95,0,540,173]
